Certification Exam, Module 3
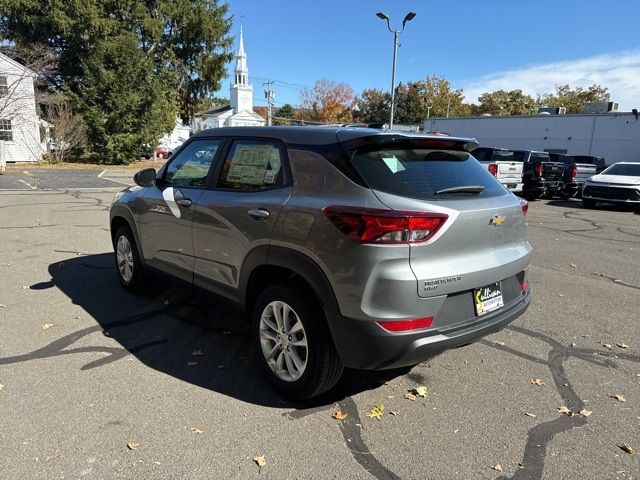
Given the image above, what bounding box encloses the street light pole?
[376,11,416,130]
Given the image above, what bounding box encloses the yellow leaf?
[579,409,592,417]
[366,403,384,420]
[412,386,429,398]
[331,409,347,421]
[617,343,630,349]
[531,378,545,387]
[190,427,203,434]
[610,394,626,402]
[127,442,139,450]
[602,343,612,349]
[525,412,536,417]
[618,443,636,455]
[41,324,54,330]
[569,263,578,268]
[253,455,266,467]
[557,406,572,415]
[0,383,4,392]
[491,464,503,473]
[404,393,417,401]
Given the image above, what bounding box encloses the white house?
[0,52,45,164]
[192,27,265,131]
[158,117,191,151]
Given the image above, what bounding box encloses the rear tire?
[113,225,146,292]
[582,198,597,209]
[253,284,343,399]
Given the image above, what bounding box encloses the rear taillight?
[520,198,528,215]
[488,164,498,177]
[534,163,542,177]
[377,317,433,332]
[568,164,577,180]
[323,206,448,244]
[520,280,529,293]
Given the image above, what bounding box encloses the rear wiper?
[434,185,485,195]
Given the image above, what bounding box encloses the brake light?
[534,163,542,177]
[520,198,528,215]
[488,164,498,177]
[377,317,433,332]
[323,206,448,244]
[568,164,577,180]
[520,280,529,293]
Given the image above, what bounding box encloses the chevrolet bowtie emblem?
[489,214,506,226]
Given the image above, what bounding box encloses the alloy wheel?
[116,235,134,283]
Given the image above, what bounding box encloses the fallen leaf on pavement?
[0,304,6,308]
[404,393,417,401]
[617,343,630,349]
[0,383,4,392]
[494,341,505,346]
[127,442,139,450]
[331,409,347,421]
[618,443,636,455]
[569,342,576,347]
[41,324,54,330]
[366,403,384,420]
[569,263,578,268]
[610,394,626,402]
[602,343,613,349]
[531,378,545,387]
[558,406,573,415]
[491,464,503,473]
[187,361,198,366]
[190,427,203,434]
[579,409,592,417]
[412,386,429,397]
[74,315,80,319]
[389,411,398,416]
[253,455,266,467]
[525,412,536,417]
[613,279,623,284]
[386,395,395,399]
[191,350,205,356]
[21,286,29,289]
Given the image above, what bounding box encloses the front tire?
[113,225,145,291]
[254,284,343,399]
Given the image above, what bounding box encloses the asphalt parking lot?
[0,171,638,479]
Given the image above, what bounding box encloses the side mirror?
[133,168,157,188]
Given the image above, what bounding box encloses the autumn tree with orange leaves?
[299,79,355,124]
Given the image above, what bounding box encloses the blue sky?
[220,0,640,110]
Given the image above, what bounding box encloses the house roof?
[0,51,36,77]
[203,104,233,115]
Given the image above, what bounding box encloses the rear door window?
[351,148,506,200]
[217,140,284,190]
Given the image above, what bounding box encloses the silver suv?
[110,127,532,398]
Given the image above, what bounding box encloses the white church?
[192,28,265,131]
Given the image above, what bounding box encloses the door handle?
[248,208,270,219]
[176,198,192,208]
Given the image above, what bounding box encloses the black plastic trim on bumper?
[326,290,531,370]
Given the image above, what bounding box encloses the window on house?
[0,119,12,142]
[0,76,7,96]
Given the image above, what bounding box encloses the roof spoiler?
[339,133,479,155]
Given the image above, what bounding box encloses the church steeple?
[230,25,253,113]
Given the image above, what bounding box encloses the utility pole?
[263,80,275,126]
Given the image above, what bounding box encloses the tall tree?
[539,84,610,114]
[475,89,538,116]
[0,0,233,163]
[300,79,355,124]
[394,76,471,123]
[356,89,390,124]
[274,103,296,125]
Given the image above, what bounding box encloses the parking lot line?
[18,179,37,190]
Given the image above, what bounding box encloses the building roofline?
[427,111,637,121]
[0,52,36,77]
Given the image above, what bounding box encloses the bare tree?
[40,93,87,163]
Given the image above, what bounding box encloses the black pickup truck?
[549,153,598,199]
[573,155,607,174]
[512,150,564,200]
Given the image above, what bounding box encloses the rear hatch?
[543,162,564,182]
[341,133,532,327]
[489,149,522,185]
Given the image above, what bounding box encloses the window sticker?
[263,169,277,184]
[382,156,406,173]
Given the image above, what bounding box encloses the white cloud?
[461,50,640,111]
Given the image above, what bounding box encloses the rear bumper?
[327,288,531,370]
[525,179,563,193]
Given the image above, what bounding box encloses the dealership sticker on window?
[264,169,277,184]
[382,156,406,173]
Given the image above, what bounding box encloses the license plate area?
[507,183,517,189]
[474,283,504,316]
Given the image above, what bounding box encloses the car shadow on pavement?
[46,253,411,409]
[546,199,639,214]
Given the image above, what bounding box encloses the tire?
[253,284,343,399]
[582,198,597,209]
[113,224,146,291]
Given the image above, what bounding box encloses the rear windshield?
[602,163,640,176]
[530,152,550,162]
[351,148,507,200]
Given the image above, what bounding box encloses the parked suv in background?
[472,147,524,193]
[512,150,565,200]
[549,153,597,199]
[110,127,533,398]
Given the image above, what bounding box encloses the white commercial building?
[426,112,640,164]
[192,27,265,132]
[0,52,47,165]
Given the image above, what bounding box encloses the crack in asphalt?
[490,325,640,480]
[591,272,640,291]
